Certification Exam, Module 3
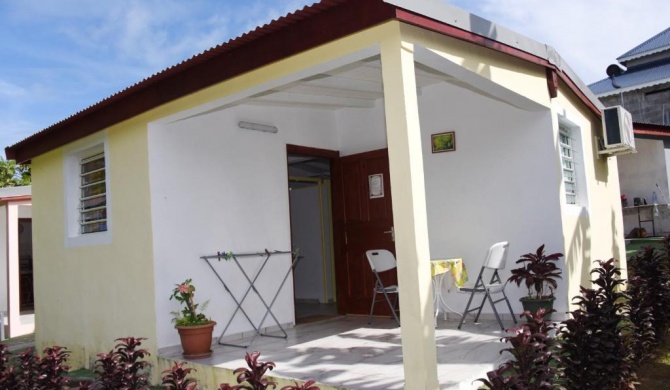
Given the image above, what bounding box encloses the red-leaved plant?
[218,352,320,390]
[0,344,71,390]
[92,336,151,389]
[476,308,558,389]
[162,362,198,390]
[508,244,563,299]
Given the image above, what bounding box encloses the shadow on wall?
[564,214,592,308]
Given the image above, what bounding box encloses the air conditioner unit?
[599,106,636,156]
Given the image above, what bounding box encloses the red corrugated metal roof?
[5,0,602,162]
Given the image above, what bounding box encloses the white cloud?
[451,0,670,83]
[0,79,27,98]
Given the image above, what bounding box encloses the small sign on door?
[369,173,384,199]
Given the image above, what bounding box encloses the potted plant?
[170,278,216,358]
[508,244,563,320]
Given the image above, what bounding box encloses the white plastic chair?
[365,249,400,325]
[457,242,516,330]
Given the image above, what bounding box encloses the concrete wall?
[618,138,670,235]
[600,83,670,126]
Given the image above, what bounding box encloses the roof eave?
[594,77,670,98]
[7,0,604,163]
[390,3,602,115]
[618,45,670,64]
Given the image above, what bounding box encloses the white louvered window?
[560,125,577,205]
[79,152,107,234]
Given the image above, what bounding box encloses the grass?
[626,237,665,259]
[637,337,670,389]
[625,237,670,388]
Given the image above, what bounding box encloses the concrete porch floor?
[160,315,513,389]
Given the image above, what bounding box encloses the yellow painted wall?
[553,82,626,308]
[32,119,156,368]
[401,23,551,109]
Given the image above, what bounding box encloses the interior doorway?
[287,145,338,324]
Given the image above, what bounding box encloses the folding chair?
[365,249,400,326]
[458,242,516,330]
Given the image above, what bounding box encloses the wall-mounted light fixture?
[238,121,279,134]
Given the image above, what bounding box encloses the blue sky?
[1,0,668,158]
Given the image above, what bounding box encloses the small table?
[431,258,468,321]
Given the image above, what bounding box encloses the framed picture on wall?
[369,174,384,199]
[431,131,456,153]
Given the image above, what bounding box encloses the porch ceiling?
[245,57,452,110]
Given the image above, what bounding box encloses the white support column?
[6,201,20,338]
[381,37,438,389]
[6,200,32,338]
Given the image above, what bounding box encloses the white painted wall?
[619,138,670,235]
[149,105,339,348]
[418,82,565,315]
[337,101,387,156]
[0,187,31,316]
[0,206,7,314]
[339,81,564,315]
[150,77,567,347]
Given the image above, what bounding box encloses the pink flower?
[178,284,190,294]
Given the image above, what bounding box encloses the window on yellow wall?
[79,152,107,234]
[560,125,577,205]
[558,119,587,207]
[64,134,112,247]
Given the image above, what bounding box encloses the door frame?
[286,144,340,311]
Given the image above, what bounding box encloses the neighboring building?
[590,27,670,125]
[590,27,670,236]
[6,0,626,387]
[0,186,33,339]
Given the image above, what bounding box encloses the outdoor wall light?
[238,121,279,133]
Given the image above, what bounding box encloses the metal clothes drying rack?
[200,249,301,348]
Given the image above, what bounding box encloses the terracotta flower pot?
[175,321,216,359]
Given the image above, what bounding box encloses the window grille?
[79,153,107,234]
[559,126,577,205]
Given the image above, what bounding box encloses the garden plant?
[478,235,670,390]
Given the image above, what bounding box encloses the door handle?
[383,226,395,242]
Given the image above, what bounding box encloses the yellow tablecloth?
[430,258,468,287]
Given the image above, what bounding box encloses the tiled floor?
[161,315,512,389]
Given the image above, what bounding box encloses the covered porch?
[150,20,558,389]
[158,316,509,390]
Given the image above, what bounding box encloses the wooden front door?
[332,149,396,316]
